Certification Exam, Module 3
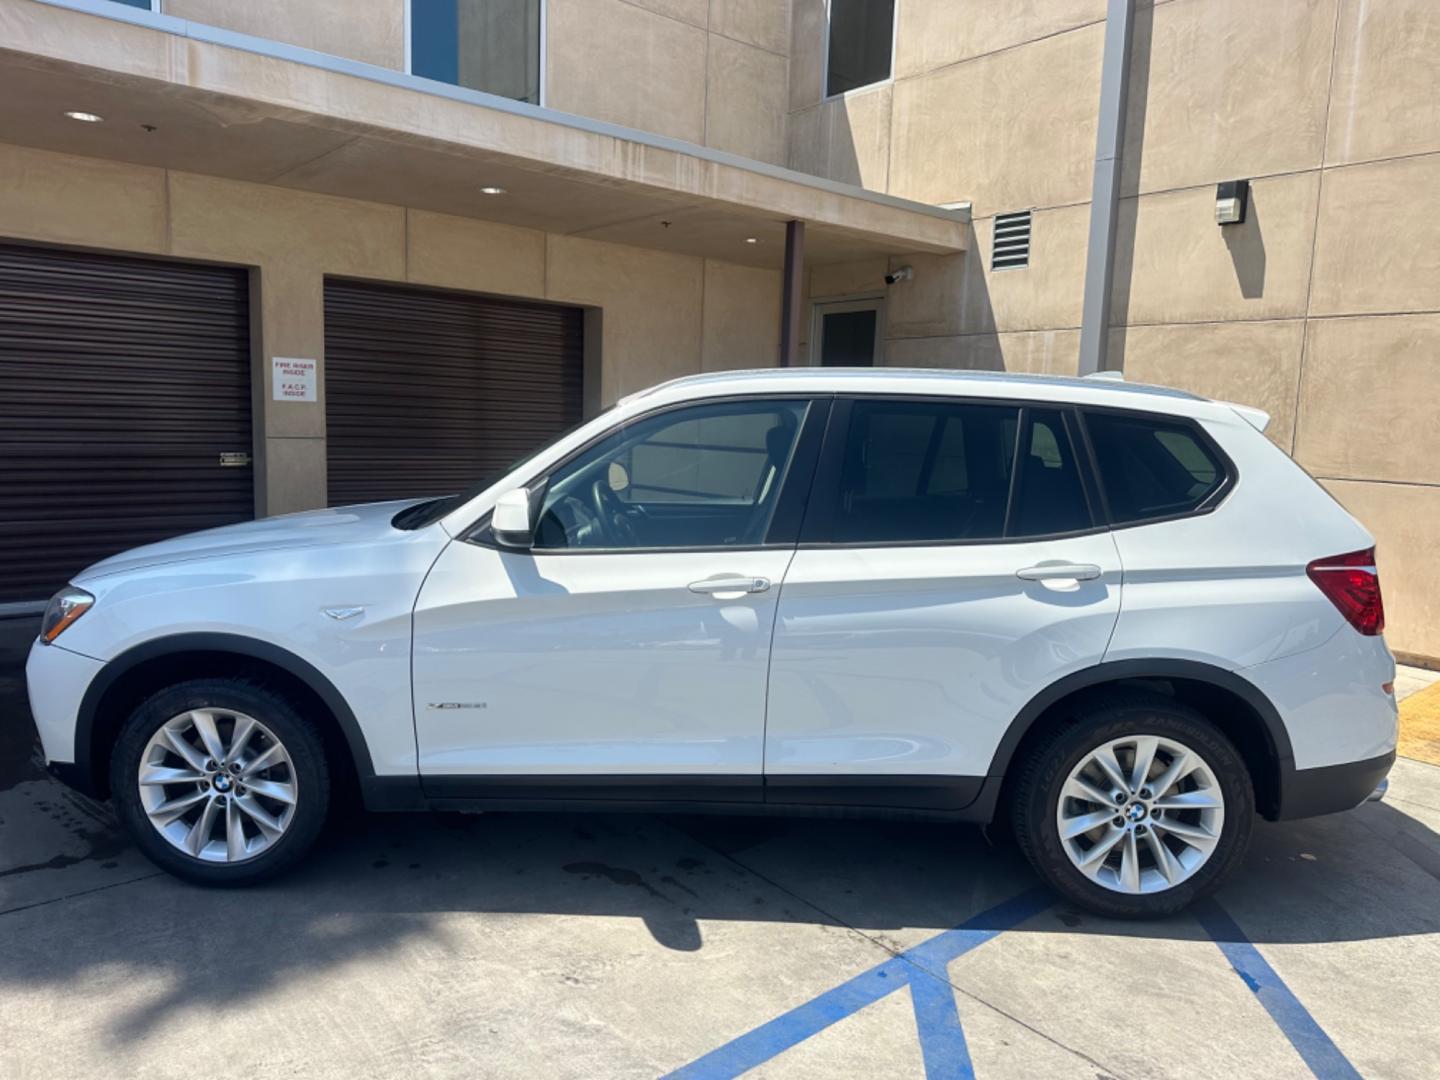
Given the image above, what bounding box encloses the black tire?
[1011,692,1254,919]
[110,677,330,886]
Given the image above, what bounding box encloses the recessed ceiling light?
[744,237,759,244]
[63,110,104,123]
[479,185,507,196]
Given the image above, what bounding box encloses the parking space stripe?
[663,888,1053,1079]
[908,962,976,1080]
[663,953,914,1080]
[1193,899,1362,1080]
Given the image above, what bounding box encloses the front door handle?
[688,575,771,595]
[1016,563,1102,582]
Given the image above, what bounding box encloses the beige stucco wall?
[0,140,780,517]
[5,0,1438,655]
[780,0,1440,660]
[164,0,406,69]
[545,0,791,165]
[161,0,793,165]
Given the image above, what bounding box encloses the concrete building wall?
[783,0,1440,661]
[5,0,1436,656]
[163,0,407,68]
[546,0,791,164]
[0,140,779,517]
[159,0,792,165]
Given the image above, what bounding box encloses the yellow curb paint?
[1399,679,1440,766]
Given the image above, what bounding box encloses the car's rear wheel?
[110,678,330,885]
[1012,694,1254,919]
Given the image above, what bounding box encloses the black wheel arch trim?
[985,658,1296,793]
[71,632,414,806]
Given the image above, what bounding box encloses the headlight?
[39,587,94,644]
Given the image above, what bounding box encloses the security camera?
[884,265,914,285]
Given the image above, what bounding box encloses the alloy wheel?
[137,708,298,863]
[1055,734,1224,895]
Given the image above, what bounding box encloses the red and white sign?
[272,357,317,403]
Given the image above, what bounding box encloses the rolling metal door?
[0,243,253,606]
[324,279,584,506]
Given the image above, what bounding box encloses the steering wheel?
[537,493,603,548]
[590,476,640,546]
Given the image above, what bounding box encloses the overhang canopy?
[0,0,968,269]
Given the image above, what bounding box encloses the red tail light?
[1306,547,1384,635]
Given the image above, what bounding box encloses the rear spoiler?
[1226,403,1271,433]
[1082,371,1272,434]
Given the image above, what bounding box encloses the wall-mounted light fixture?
[1215,179,1250,226]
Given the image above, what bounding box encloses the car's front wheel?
[110,678,330,885]
[1012,693,1254,919]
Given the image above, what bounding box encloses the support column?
[1077,0,1135,376]
[779,219,805,367]
[255,263,329,516]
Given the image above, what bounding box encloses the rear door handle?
[1016,563,1102,582]
[688,575,771,595]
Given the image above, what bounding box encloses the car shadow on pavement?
[4,782,1440,1047]
[4,614,1439,1047]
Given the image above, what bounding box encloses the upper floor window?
[411,0,542,105]
[825,0,896,97]
[111,0,158,9]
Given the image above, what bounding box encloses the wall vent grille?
[991,210,1032,270]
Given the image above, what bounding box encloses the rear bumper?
[1275,750,1396,821]
[1241,629,1396,771]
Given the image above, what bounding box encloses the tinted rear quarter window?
[1085,411,1226,524]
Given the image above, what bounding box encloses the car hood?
[74,499,426,582]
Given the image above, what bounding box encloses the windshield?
[390,409,611,530]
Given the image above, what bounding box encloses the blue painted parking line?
[906,953,976,1080]
[1193,898,1362,1080]
[665,888,1360,1080]
[662,888,1054,1080]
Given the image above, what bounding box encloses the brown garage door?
[324,279,585,506]
[0,243,253,606]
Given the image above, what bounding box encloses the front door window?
[533,399,809,550]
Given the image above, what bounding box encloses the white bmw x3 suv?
[27,369,1396,918]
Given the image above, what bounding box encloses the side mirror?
[491,488,535,549]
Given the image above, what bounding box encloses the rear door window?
[1084,411,1227,524]
[1008,409,1094,537]
[815,399,1099,545]
[827,400,1018,543]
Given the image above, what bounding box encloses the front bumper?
[25,639,107,790]
[1275,749,1396,821]
[45,760,98,795]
